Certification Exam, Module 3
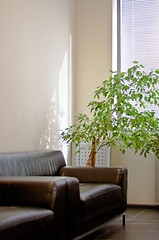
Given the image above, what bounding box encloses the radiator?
[72,142,110,167]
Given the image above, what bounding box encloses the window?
[116,0,159,117]
[120,0,159,72]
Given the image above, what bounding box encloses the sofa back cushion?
[0,150,66,176]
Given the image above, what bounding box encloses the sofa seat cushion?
[79,183,122,219]
[0,206,54,240]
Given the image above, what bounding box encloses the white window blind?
[120,0,159,117]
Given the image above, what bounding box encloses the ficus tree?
[60,62,159,166]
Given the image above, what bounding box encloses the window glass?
[121,0,159,72]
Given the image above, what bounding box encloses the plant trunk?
[86,149,97,167]
[86,139,98,167]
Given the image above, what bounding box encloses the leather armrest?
[0,176,80,240]
[0,176,71,210]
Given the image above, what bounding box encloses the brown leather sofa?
[61,166,127,239]
[0,150,127,240]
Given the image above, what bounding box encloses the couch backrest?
[0,150,66,176]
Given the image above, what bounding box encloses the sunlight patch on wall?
[38,36,73,164]
[39,90,61,150]
[59,51,69,130]
[59,49,71,163]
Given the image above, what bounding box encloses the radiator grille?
[72,142,110,167]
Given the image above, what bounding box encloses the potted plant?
[60,62,159,166]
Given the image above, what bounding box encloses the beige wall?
[0,0,74,161]
[74,0,112,115]
[111,148,156,205]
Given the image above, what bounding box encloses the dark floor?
[79,206,159,240]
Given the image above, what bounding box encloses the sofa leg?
[123,213,125,226]
[122,214,126,225]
